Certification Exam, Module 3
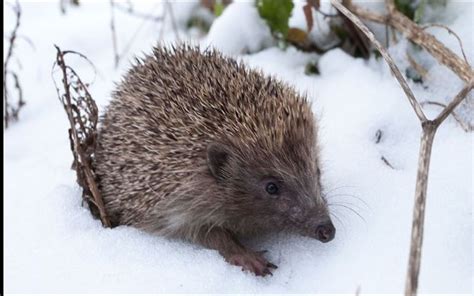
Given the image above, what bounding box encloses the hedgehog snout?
[315,220,336,243]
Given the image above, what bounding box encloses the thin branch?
[421,24,471,67]
[315,8,339,19]
[434,80,474,126]
[344,0,474,83]
[109,0,119,68]
[4,0,25,129]
[330,2,473,296]
[342,1,387,23]
[406,53,428,78]
[7,71,25,120]
[166,0,181,42]
[331,0,427,122]
[114,2,164,22]
[405,122,437,296]
[158,3,168,42]
[52,45,111,227]
[420,100,473,132]
[108,2,162,68]
[385,0,396,13]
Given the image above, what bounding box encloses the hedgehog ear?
[207,142,232,181]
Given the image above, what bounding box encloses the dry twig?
[110,0,119,68]
[114,2,164,21]
[342,0,473,83]
[330,1,473,295]
[332,1,427,121]
[166,0,181,42]
[52,45,111,227]
[109,1,163,68]
[406,53,428,79]
[4,1,25,129]
[421,23,471,68]
[420,100,473,132]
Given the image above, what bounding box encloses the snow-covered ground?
[4,0,473,293]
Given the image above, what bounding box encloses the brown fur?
[95,45,333,275]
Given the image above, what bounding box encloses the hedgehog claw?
[264,268,273,276]
[227,250,277,277]
[267,262,278,269]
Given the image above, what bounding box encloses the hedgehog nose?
[316,221,335,243]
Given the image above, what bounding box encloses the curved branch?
[331,0,427,122]
[434,80,473,126]
[344,0,474,82]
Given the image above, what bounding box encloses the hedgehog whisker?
[326,193,369,209]
[328,203,366,223]
[322,185,358,197]
[327,198,367,212]
[329,211,346,232]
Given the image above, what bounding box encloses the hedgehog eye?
[265,182,279,195]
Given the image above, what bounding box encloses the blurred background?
[4,0,473,294]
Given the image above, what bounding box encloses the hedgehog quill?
[95,46,335,276]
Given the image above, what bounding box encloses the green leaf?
[256,0,294,38]
[331,25,348,41]
[397,0,447,23]
[429,0,447,7]
[305,61,319,75]
[414,0,427,23]
[394,0,416,20]
[214,1,225,17]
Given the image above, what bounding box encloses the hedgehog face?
[207,142,335,243]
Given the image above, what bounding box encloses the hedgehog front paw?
[227,251,278,276]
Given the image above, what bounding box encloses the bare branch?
[114,2,164,22]
[52,45,111,228]
[7,71,25,120]
[405,122,437,296]
[406,53,428,79]
[110,0,119,68]
[342,1,387,23]
[330,2,473,296]
[421,100,473,132]
[434,80,474,126]
[385,0,396,14]
[331,0,427,122]
[344,0,474,82]
[4,0,25,129]
[108,1,163,68]
[421,24,471,68]
[166,0,181,42]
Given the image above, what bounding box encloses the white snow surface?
[204,2,274,55]
[4,0,473,294]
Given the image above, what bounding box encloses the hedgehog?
[94,45,335,276]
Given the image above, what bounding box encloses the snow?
[4,0,473,294]
[204,2,274,55]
